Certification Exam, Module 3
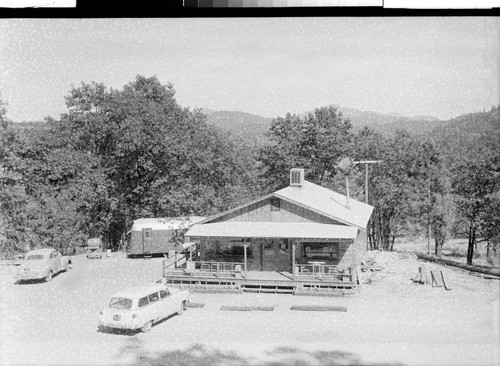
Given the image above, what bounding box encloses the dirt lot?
[0,251,498,366]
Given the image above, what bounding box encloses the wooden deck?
[162,266,356,296]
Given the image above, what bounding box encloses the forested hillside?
[1,77,499,266]
[206,105,443,140]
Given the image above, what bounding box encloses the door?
[262,240,276,271]
[276,240,291,272]
[142,228,152,254]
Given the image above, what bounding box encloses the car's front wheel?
[141,320,153,333]
[45,271,53,282]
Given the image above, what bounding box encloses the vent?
[290,168,304,187]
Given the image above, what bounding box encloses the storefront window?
[302,242,339,261]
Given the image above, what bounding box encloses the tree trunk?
[435,237,443,259]
[467,225,476,265]
[371,216,378,250]
[378,211,384,250]
[389,235,395,251]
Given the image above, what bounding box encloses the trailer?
[127,217,205,258]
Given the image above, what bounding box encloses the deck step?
[293,291,345,297]
[243,287,294,294]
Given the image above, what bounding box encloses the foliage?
[1,82,498,265]
[450,136,500,264]
[0,76,256,250]
[259,106,353,191]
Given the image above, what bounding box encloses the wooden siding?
[209,197,346,225]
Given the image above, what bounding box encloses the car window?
[109,298,133,310]
[160,290,170,299]
[138,296,149,308]
[26,255,44,260]
[148,292,159,303]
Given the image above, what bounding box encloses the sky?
[0,17,498,122]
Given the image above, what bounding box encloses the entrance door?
[262,241,276,271]
[261,239,291,272]
[142,228,152,254]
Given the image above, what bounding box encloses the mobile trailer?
[127,217,205,257]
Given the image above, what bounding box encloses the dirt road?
[1,251,498,365]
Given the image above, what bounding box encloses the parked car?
[86,248,103,259]
[13,254,24,266]
[98,283,189,333]
[16,248,70,283]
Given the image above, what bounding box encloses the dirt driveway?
[0,251,498,366]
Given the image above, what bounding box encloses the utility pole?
[353,160,381,250]
[352,160,381,204]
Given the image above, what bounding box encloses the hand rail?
[194,261,245,274]
[293,264,352,282]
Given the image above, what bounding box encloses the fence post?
[244,243,248,274]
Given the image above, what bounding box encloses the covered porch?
[184,221,358,275]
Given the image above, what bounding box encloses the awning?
[185,222,358,239]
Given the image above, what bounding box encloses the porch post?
[292,242,296,280]
[244,242,248,274]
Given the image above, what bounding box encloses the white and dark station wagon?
[98,283,189,333]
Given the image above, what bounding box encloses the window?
[109,298,133,310]
[144,231,150,239]
[271,197,280,211]
[303,242,339,261]
[26,255,43,261]
[148,292,159,303]
[138,296,149,308]
[160,290,170,299]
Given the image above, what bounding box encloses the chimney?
[290,168,304,187]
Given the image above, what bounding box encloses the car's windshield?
[26,255,44,261]
[109,297,133,310]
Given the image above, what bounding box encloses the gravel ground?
[0,251,498,366]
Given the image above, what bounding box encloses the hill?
[205,110,273,142]
[429,106,500,143]
[205,106,442,140]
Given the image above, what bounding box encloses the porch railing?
[191,261,245,276]
[164,258,245,278]
[293,263,352,282]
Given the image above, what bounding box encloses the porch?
[162,257,355,295]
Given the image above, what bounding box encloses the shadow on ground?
[119,338,405,366]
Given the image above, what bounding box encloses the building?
[183,168,373,285]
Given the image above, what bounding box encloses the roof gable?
[201,180,373,229]
[274,180,373,229]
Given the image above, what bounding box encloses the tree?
[414,139,453,258]
[451,138,500,265]
[369,130,422,250]
[351,127,385,249]
[47,75,255,246]
[259,106,353,191]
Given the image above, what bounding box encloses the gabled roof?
[199,180,373,230]
[274,180,373,229]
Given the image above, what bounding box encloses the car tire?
[45,271,53,282]
[177,301,186,315]
[141,320,153,333]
